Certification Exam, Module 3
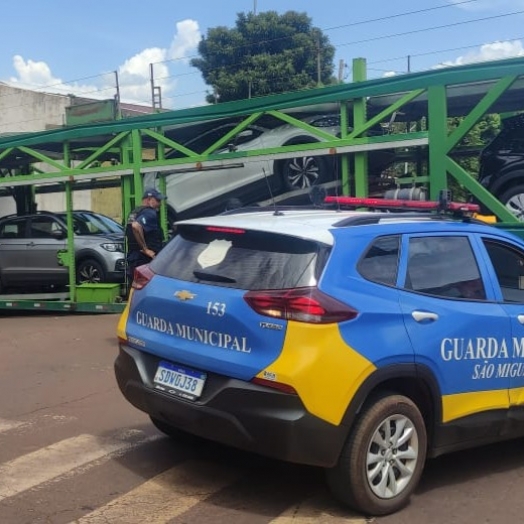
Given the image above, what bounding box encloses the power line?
[365,36,524,76]
[0,0,494,97]
[335,10,524,50]
[324,0,481,32]
[153,0,482,68]
[1,1,522,113]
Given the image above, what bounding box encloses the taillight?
[206,226,245,234]
[251,377,297,395]
[244,287,358,324]
[132,264,156,290]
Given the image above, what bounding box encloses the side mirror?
[51,229,66,240]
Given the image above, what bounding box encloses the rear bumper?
[114,343,348,467]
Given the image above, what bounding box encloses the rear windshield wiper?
[193,270,237,283]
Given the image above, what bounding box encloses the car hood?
[76,232,124,242]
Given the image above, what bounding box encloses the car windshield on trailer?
[57,212,123,235]
[150,224,331,290]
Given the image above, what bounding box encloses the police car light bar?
[324,196,480,213]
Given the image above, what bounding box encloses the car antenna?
[333,171,342,211]
[262,167,282,215]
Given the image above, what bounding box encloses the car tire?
[279,152,332,191]
[498,184,524,220]
[76,258,106,284]
[326,393,427,516]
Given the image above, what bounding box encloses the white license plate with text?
[153,361,207,400]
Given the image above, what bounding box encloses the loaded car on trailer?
[144,114,395,222]
[0,210,125,293]
[114,194,524,515]
[478,113,524,219]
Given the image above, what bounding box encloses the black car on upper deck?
[478,113,524,219]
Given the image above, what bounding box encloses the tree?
[383,114,501,201]
[191,11,336,103]
[448,113,501,178]
[444,113,501,200]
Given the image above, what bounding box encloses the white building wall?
[0,84,95,215]
[0,82,71,134]
[36,191,92,212]
[0,195,16,216]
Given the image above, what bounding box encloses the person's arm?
[131,221,156,259]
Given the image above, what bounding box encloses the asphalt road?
[0,311,523,523]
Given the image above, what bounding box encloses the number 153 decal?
[207,302,226,317]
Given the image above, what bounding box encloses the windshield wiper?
[193,270,236,283]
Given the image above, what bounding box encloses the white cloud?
[118,47,168,104]
[6,18,202,107]
[437,40,524,67]
[169,19,201,61]
[9,55,98,97]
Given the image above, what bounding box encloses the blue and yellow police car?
[115,196,524,515]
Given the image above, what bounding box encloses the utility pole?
[316,33,321,87]
[253,0,257,14]
[338,59,345,83]
[114,70,121,119]
[150,63,162,110]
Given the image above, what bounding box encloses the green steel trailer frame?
[1,56,524,311]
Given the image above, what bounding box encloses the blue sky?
[1,0,524,109]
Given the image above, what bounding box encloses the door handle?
[517,315,524,325]
[412,311,439,323]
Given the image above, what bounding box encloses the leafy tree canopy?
[191,11,336,103]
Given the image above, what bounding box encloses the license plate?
[153,361,207,400]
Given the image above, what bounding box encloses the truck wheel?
[76,259,106,284]
[498,184,524,220]
[326,394,427,516]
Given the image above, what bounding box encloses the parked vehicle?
[145,115,395,221]
[478,113,524,218]
[115,195,524,515]
[0,210,125,293]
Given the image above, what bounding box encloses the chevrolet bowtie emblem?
[174,290,196,301]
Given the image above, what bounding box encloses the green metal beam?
[266,110,337,141]
[340,102,350,196]
[0,56,523,152]
[349,88,426,138]
[446,75,517,151]
[353,58,368,198]
[428,85,449,199]
[445,156,517,222]
[76,131,130,169]
[18,146,65,170]
[0,147,14,162]
[0,300,124,313]
[202,112,263,155]
[142,128,197,158]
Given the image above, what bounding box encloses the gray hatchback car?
[0,210,125,293]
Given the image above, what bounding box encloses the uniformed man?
[125,187,166,286]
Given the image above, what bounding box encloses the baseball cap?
[142,187,166,201]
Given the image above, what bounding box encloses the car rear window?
[150,224,331,290]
